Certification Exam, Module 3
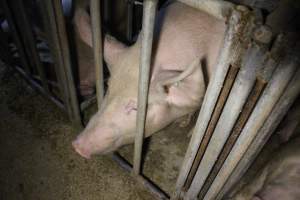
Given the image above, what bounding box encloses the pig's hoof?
[72,141,91,159]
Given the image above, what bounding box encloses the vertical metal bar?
[43,0,81,126]
[172,8,251,200]
[204,50,298,200]
[133,0,158,175]
[0,0,31,74]
[215,63,300,200]
[182,65,239,191]
[14,0,50,93]
[185,44,264,200]
[197,78,266,199]
[39,1,66,100]
[126,1,134,42]
[90,0,104,109]
[52,0,82,126]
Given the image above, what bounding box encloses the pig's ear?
[157,59,206,108]
[74,8,93,47]
[104,35,127,66]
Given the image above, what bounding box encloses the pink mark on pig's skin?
[125,100,137,115]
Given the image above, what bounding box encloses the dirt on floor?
[0,62,192,200]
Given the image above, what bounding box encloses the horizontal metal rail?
[14,65,65,110]
[111,153,169,199]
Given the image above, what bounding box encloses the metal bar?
[204,49,298,200]
[52,0,82,126]
[133,0,158,175]
[197,78,266,199]
[14,65,65,111]
[91,0,104,108]
[177,0,234,20]
[185,44,264,200]
[0,0,31,74]
[111,153,169,200]
[126,1,134,41]
[42,0,72,115]
[43,0,81,126]
[182,65,239,191]
[216,60,300,200]
[80,96,97,111]
[172,8,251,200]
[14,0,50,93]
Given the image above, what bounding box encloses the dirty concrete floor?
[0,62,191,200]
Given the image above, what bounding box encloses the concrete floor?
[0,62,192,200]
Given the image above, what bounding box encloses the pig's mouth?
[72,140,91,159]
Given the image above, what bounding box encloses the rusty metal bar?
[13,0,50,93]
[177,0,233,20]
[197,78,266,199]
[91,0,104,108]
[182,65,239,191]
[0,0,31,74]
[172,7,251,200]
[216,57,300,200]
[185,43,264,200]
[204,48,298,200]
[133,0,158,175]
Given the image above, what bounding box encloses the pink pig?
[72,2,225,158]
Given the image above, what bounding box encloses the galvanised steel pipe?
[172,7,252,200]
[185,44,265,200]
[216,63,300,200]
[91,0,104,108]
[133,0,158,175]
[204,49,299,200]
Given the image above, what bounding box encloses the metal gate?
[1,0,299,200]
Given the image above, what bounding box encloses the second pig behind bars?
[72,1,226,158]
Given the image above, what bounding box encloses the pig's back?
[154,2,226,78]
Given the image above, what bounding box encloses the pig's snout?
[72,123,122,158]
[72,139,91,159]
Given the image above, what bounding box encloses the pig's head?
[72,9,206,159]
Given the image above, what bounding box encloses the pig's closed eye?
[125,100,137,115]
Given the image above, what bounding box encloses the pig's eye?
[125,100,137,115]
